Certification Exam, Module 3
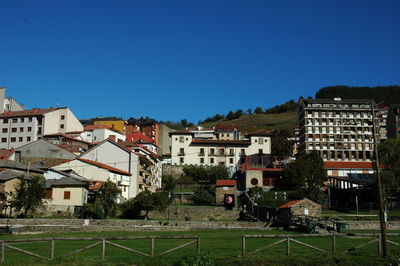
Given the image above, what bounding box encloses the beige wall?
[3,178,19,200]
[48,187,86,206]
[245,170,263,189]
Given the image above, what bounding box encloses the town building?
[170,129,272,171]
[298,98,379,162]
[387,104,400,139]
[91,117,127,134]
[80,124,126,143]
[0,87,24,114]
[0,107,84,150]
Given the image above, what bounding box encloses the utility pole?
[371,102,388,257]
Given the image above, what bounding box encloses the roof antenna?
[56,98,60,107]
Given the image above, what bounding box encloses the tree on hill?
[254,107,264,114]
[182,165,230,183]
[265,100,298,114]
[271,129,294,160]
[378,139,400,200]
[281,151,327,205]
[315,85,400,104]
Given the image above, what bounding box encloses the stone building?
[215,179,237,205]
[276,198,322,225]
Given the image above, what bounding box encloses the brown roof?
[89,180,104,190]
[169,130,194,136]
[0,107,66,118]
[191,139,251,146]
[246,130,273,137]
[215,124,241,132]
[216,180,236,187]
[77,158,131,175]
[278,199,303,209]
[324,161,374,169]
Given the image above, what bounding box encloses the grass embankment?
[200,112,298,132]
[0,229,399,265]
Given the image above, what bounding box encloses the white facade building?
[80,127,126,143]
[0,107,83,149]
[170,130,272,170]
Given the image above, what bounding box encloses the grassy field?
[200,112,298,132]
[0,229,399,265]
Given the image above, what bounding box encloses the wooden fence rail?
[0,235,200,263]
[242,233,400,257]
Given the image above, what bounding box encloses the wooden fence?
[242,233,400,257]
[0,236,200,263]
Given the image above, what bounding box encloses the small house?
[215,180,236,207]
[276,198,322,225]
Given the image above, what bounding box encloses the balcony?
[198,152,205,156]
[178,152,185,156]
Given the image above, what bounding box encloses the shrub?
[190,189,214,205]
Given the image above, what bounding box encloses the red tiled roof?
[215,124,241,132]
[216,180,236,187]
[77,158,131,175]
[246,130,273,137]
[84,124,112,131]
[191,139,251,146]
[126,132,154,144]
[0,149,14,160]
[324,161,374,169]
[278,199,303,209]
[89,180,104,190]
[169,130,193,136]
[0,107,66,118]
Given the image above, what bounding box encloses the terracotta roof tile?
[0,107,66,118]
[324,161,374,169]
[77,158,131,175]
[126,132,154,143]
[278,199,303,209]
[216,180,236,187]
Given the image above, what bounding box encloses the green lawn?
[0,230,399,265]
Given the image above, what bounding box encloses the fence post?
[150,237,155,257]
[196,237,201,255]
[50,239,55,260]
[1,241,4,263]
[332,233,336,253]
[378,235,382,255]
[286,236,290,256]
[102,238,106,260]
[242,236,246,257]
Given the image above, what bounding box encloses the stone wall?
[148,206,240,221]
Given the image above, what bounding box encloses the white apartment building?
[0,107,84,149]
[0,87,24,114]
[170,130,271,170]
[80,125,126,143]
[298,98,378,161]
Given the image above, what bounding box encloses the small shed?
[276,198,322,225]
[215,180,236,205]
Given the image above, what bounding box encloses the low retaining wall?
[343,221,400,231]
[148,206,240,221]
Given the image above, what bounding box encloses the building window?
[229,158,234,164]
[179,136,184,143]
[210,148,215,155]
[2,128,7,133]
[12,118,17,123]
[64,191,71,199]
[10,137,16,142]
[179,148,185,156]
[18,137,23,142]
[11,128,17,133]
[1,138,6,143]
[27,137,31,141]
[199,148,204,155]
[28,117,32,122]
[179,157,184,164]
[258,138,264,144]
[251,178,259,186]
[259,149,263,154]
[200,158,204,164]
[230,149,234,155]
[44,189,52,199]
[210,158,214,164]
[20,118,24,123]
[38,128,42,135]
[19,127,24,132]
[61,115,65,120]
[60,124,65,129]
[3,119,8,124]
[175,138,178,141]
[38,118,42,125]
[241,149,245,156]
[28,127,32,132]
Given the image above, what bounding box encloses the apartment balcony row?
[198,152,236,157]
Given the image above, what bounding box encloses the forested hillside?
[316,85,400,104]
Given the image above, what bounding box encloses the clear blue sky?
[1,0,400,123]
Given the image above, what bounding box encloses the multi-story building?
[0,107,83,149]
[170,129,272,170]
[80,124,126,143]
[0,87,24,113]
[298,98,379,162]
[91,117,126,134]
[387,104,400,139]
